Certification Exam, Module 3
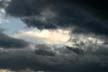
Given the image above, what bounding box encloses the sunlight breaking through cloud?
[9,27,105,51]
[12,28,71,45]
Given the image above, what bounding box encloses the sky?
[0,0,108,72]
[0,9,26,34]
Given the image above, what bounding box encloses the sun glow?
[13,28,71,44]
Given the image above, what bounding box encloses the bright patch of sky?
[12,28,71,45]
[0,10,26,34]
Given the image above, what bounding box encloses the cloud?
[0,9,9,24]
[6,0,108,35]
[11,28,71,45]
[1,0,108,71]
[0,28,107,71]
[0,24,107,72]
[0,43,108,72]
[0,32,29,48]
[9,27,107,55]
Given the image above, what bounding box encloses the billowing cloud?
[0,42,108,72]
[1,28,108,71]
[10,27,106,47]
[6,0,108,35]
[0,0,108,72]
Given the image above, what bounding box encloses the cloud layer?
[0,42,108,72]
[0,0,108,72]
[6,0,108,35]
[11,28,71,45]
[0,32,28,48]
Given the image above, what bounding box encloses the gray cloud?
[6,0,108,35]
[1,0,108,71]
[0,43,108,72]
[0,32,29,48]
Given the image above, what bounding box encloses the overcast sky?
[0,0,108,72]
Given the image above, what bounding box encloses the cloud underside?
[0,29,108,72]
[0,43,108,72]
[0,0,108,72]
[0,32,28,48]
[6,0,108,35]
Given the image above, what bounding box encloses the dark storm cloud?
[0,32,28,48]
[35,44,56,56]
[6,0,108,35]
[0,44,108,72]
[2,0,108,71]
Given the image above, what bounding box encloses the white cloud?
[12,28,71,45]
